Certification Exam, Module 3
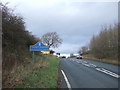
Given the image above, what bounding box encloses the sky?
[2,0,118,54]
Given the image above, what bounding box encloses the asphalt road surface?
[60,58,119,88]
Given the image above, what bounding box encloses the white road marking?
[80,62,119,78]
[77,61,79,63]
[89,63,97,67]
[82,63,90,67]
[83,61,87,63]
[61,70,72,90]
[69,59,120,78]
[96,68,120,78]
[79,60,82,62]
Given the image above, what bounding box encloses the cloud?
[2,0,118,54]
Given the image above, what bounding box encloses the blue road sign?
[30,42,49,51]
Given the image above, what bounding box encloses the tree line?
[79,24,119,60]
[2,2,39,74]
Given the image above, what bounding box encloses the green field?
[7,55,59,88]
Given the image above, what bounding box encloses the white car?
[76,56,82,59]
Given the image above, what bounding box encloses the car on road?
[76,56,82,59]
[60,56,66,58]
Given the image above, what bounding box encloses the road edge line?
[61,70,72,90]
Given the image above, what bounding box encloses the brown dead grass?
[2,55,48,88]
[83,54,120,66]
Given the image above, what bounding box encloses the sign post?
[32,51,34,63]
[30,42,50,63]
[46,54,48,62]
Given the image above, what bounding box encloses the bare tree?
[81,46,88,55]
[41,32,62,48]
[89,24,118,59]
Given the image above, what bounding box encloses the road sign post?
[46,54,48,62]
[32,51,34,63]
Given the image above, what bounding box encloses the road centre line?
[101,68,119,76]
[61,70,72,90]
[96,68,120,78]
[89,63,97,67]
[82,63,91,67]
[75,60,120,78]
[77,61,79,63]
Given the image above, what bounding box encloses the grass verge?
[17,55,59,88]
[3,55,59,88]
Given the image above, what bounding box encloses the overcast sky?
[2,0,118,54]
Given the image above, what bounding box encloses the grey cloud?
[3,1,118,54]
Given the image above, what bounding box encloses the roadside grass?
[15,55,59,88]
[83,57,120,66]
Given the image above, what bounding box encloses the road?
[59,58,119,88]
